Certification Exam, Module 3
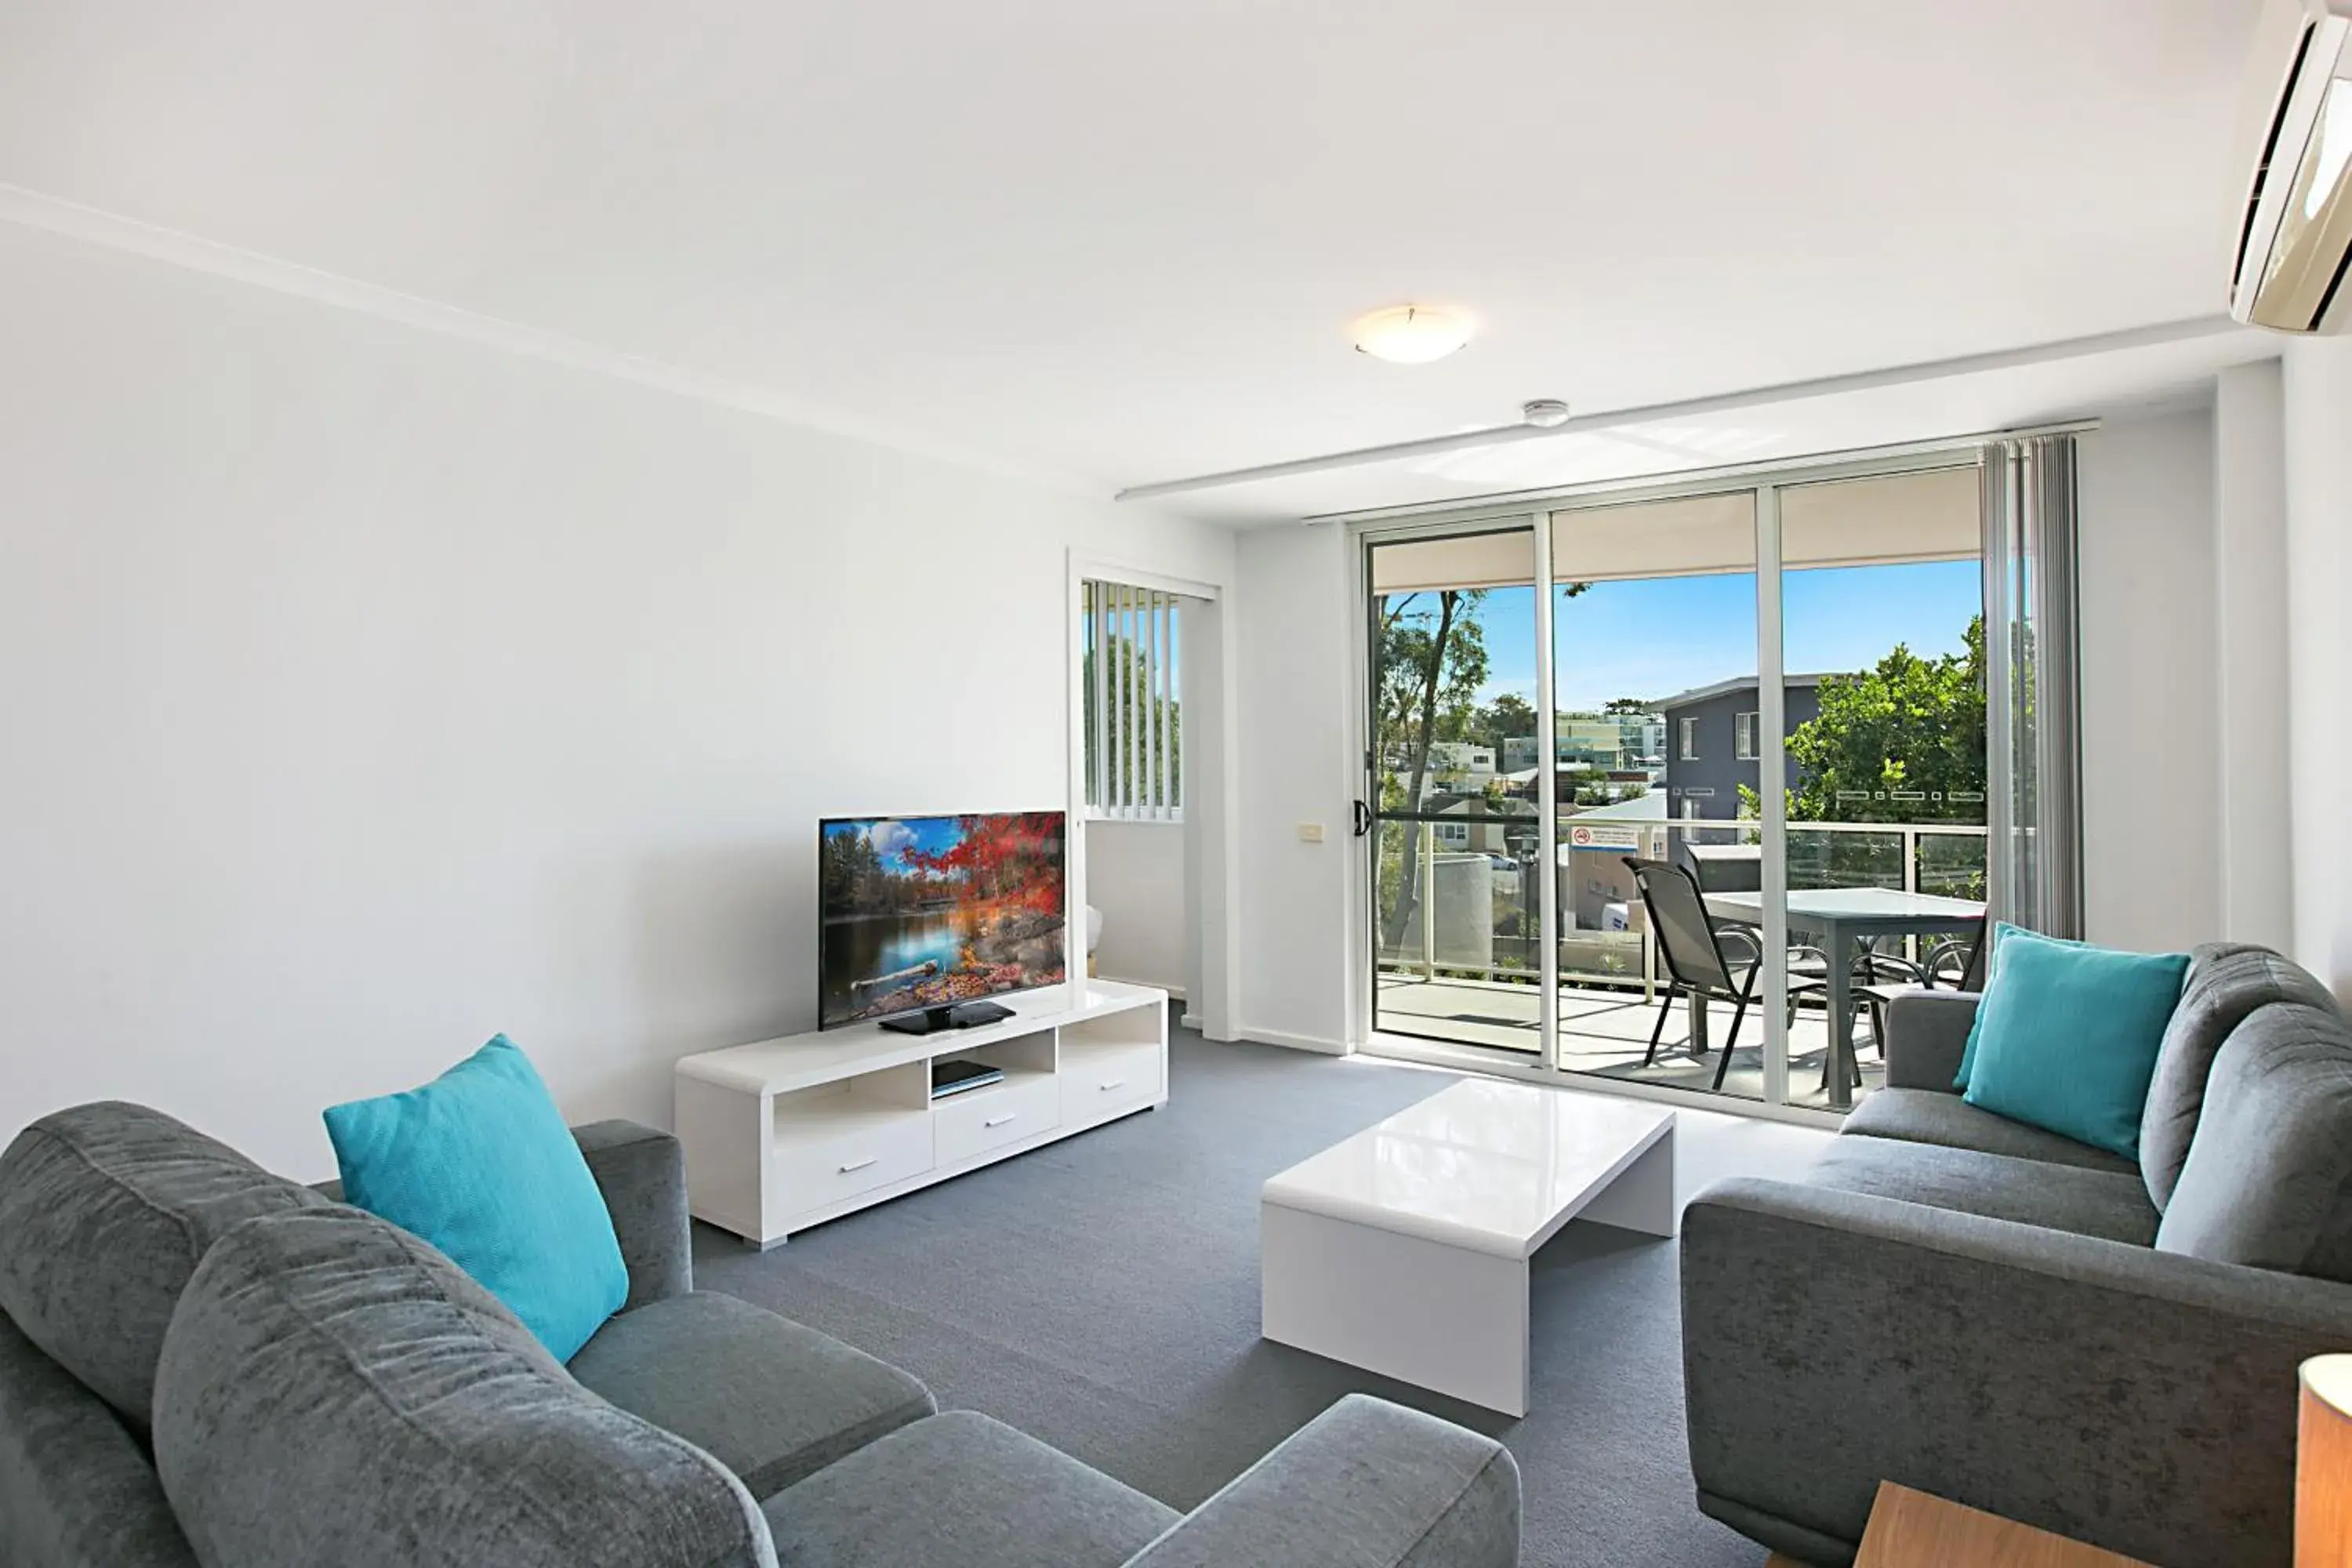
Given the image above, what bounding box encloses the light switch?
[1298,822,1327,844]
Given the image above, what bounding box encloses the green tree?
[1081,628,1182,809]
[1603,696,1650,715]
[1560,764,1612,806]
[1375,590,1489,955]
[1370,579,1588,964]
[1787,615,1987,825]
[1465,691,1537,754]
[1740,617,1988,895]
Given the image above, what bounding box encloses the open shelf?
[1062,1002,1163,1065]
[935,1026,1055,1089]
[772,1059,927,1137]
[928,1063,1053,1104]
[774,1095,926,1139]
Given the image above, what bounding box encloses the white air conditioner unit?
[2231,0,2352,333]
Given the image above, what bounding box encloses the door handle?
[1352,800,1374,838]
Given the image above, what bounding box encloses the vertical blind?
[1083,581,1182,819]
[1982,434,2085,938]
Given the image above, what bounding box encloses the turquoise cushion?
[1951,924,2114,1088]
[1958,927,2190,1159]
[1954,922,2041,1090]
[324,1036,626,1361]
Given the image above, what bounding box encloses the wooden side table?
[1765,1482,2156,1567]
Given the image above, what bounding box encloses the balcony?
[1373,818,1987,1111]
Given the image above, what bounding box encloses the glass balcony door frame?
[1349,433,2069,1123]
[1359,522,1551,1058]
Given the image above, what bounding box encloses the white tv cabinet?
[673,979,1169,1247]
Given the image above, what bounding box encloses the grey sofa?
[0,1102,1521,1568]
[1681,942,2352,1568]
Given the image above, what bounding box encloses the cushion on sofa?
[2140,944,2342,1213]
[324,1035,629,1362]
[760,1410,1177,1568]
[1958,929,2187,1159]
[570,1290,936,1497]
[2154,1003,2352,1282]
[1838,1088,2136,1175]
[1802,1137,2159,1246]
[0,1102,326,1432]
[152,1207,775,1568]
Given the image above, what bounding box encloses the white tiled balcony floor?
[1372,973,1884,1111]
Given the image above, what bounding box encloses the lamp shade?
[2301,1356,2352,1566]
[1350,304,1472,364]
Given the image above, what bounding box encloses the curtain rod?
[1112,316,2241,503]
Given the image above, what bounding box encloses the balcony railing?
[1376,817,1989,1001]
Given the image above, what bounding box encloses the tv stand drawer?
[775,1113,932,1215]
[1064,1042,1162,1123]
[935,1074,1059,1167]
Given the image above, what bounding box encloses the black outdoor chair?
[1860,918,1988,1050]
[1624,857,1831,1092]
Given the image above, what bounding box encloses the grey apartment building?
[1657,675,1824,818]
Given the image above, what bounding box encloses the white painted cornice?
[0,182,1107,501]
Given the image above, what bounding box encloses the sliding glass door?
[1772,466,1989,1110]
[1358,442,2074,1117]
[1546,488,1762,1099]
[1365,527,1544,1052]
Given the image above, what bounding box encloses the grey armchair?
[1680,944,2352,1567]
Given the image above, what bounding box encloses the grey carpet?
[695,1018,1767,1568]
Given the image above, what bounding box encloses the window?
[1735,711,1758,760]
[1679,717,1698,760]
[1082,580,1181,819]
[1434,820,1470,846]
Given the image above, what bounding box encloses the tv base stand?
[673,980,1168,1247]
[877,999,1015,1036]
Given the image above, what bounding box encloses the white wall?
[1232,524,1356,1051]
[2283,336,2352,1002]
[2074,406,2223,955]
[0,220,1233,1177]
[1082,819,1185,993]
[2212,361,2293,952]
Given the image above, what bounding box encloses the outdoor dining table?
[1697,886,1987,1111]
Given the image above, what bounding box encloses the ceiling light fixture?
[1352,303,1473,364]
[1522,398,1571,427]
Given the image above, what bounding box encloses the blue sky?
[826,815,967,877]
[1441,559,1981,710]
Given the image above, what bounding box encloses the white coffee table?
[1259,1078,1675,1417]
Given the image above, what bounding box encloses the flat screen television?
[817,811,1068,1034]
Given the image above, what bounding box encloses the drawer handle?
[984,1112,1020,1129]
[1098,1078,1127,1091]
[837,1156,879,1174]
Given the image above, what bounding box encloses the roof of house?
[1652,673,1831,710]
[1561,793,1668,821]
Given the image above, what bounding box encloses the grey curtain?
[1980,435,2085,938]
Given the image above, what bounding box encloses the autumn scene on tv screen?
[818,812,1066,1026]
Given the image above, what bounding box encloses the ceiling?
[0,1,2283,522]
